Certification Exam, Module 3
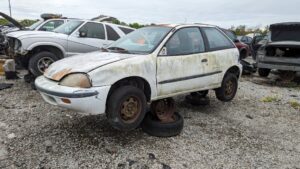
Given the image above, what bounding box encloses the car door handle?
[202,59,208,63]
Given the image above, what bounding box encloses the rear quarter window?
[119,27,134,34]
[202,27,235,51]
[106,25,120,41]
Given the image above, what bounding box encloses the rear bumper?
[257,55,300,71]
[35,76,111,115]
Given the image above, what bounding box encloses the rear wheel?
[215,73,238,102]
[279,70,296,82]
[258,68,271,77]
[28,51,59,77]
[106,86,147,131]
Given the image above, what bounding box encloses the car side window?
[39,20,64,31]
[79,22,105,39]
[202,27,235,50]
[106,25,120,41]
[165,27,205,56]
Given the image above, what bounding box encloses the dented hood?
[44,51,137,81]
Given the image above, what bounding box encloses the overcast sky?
[1,0,300,28]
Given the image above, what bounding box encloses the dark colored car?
[237,35,253,46]
[221,29,250,59]
[256,22,300,81]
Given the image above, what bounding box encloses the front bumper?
[35,76,111,115]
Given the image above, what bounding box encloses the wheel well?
[29,45,64,59]
[225,66,240,79]
[107,77,151,102]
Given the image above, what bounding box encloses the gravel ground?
[0,72,299,169]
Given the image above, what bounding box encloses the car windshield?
[53,20,84,35]
[28,20,43,30]
[107,26,172,54]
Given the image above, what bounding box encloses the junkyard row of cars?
[1,12,299,137]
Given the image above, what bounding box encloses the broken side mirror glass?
[159,47,167,56]
[79,30,87,37]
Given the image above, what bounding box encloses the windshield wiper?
[107,47,130,54]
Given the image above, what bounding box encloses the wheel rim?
[151,99,175,123]
[120,96,141,123]
[225,79,235,97]
[37,57,54,73]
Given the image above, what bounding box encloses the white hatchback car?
[35,24,242,130]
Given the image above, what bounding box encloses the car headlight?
[14,39,21,50]
[59,73,92,88]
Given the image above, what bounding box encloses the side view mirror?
[79,30,87,37]
[40,28,48,31]
[159,47,167,56]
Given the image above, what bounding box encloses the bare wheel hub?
[151,98,175,123]
[120,96,141,123]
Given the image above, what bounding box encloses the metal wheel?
[150,98,175,123]
[37,57,54,73]
[120,96,142,123]
[225,79,235,96]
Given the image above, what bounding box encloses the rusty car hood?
[44,51,138,81]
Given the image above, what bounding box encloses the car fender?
[88,54,157,99]
[27,42,66,56]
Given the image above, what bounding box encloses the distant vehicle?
[250,34,269,60]
[0,12,67,33]
[6,20,135,76]
[35,24,242,131]
[237,35,253,46]
[256,22,300,81]
[0,12,68,54]
[221,29,250,59]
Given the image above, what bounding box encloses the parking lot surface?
[0,73,299,169]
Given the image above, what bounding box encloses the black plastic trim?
[158,71,222,84]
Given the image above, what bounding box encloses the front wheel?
[28,51,58,77]
[106,86,147,131]
[215,73,238,102]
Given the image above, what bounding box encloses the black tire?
[258,68,270,77]
[28,51,59,77]
[215,73,238,102]
[141,112,184,137]
[106,86,147,131]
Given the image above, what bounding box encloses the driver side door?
[156,27,216,97]
[67,22,108,56]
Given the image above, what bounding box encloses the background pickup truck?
[6,20,134,76]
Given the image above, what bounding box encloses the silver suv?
[6,20,134,76]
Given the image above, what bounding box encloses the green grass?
[260,96,280,103]
[289,100,300,110]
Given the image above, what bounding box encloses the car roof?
[152,23,216,29]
